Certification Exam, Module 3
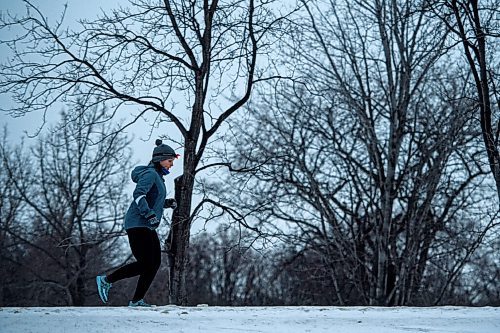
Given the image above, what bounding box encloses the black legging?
[107,228,161,302]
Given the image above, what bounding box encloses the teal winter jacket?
[124,163,167,230]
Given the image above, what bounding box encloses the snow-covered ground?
[1,306,498,333]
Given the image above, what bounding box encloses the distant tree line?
[186,227,500,306]
[0,104,132,306]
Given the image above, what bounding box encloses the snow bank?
[1,306,499,333]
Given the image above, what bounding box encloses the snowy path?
[1,306,499,333]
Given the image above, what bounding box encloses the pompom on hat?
[152,139,179,162]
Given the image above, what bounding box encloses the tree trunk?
[168,171,195,305]
[477,30,500,202]
[168,132,201,305]
[168,66,207,305]
[449,0,500,203]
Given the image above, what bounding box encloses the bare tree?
[425,0,500,203]
[0,0,290,304]
[214,0,498,305]
[0,104,132,305]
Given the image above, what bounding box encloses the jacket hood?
[131,165,155,183]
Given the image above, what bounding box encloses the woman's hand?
[164,198,177,210]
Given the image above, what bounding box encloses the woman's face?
[160,158,174,170]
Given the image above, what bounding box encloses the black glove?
[146,213,160,229]
[164,198,177,210]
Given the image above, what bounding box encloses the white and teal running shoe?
[96,275,112,304]
[128,299,152,307]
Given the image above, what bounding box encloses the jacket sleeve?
[132,170,156,218]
